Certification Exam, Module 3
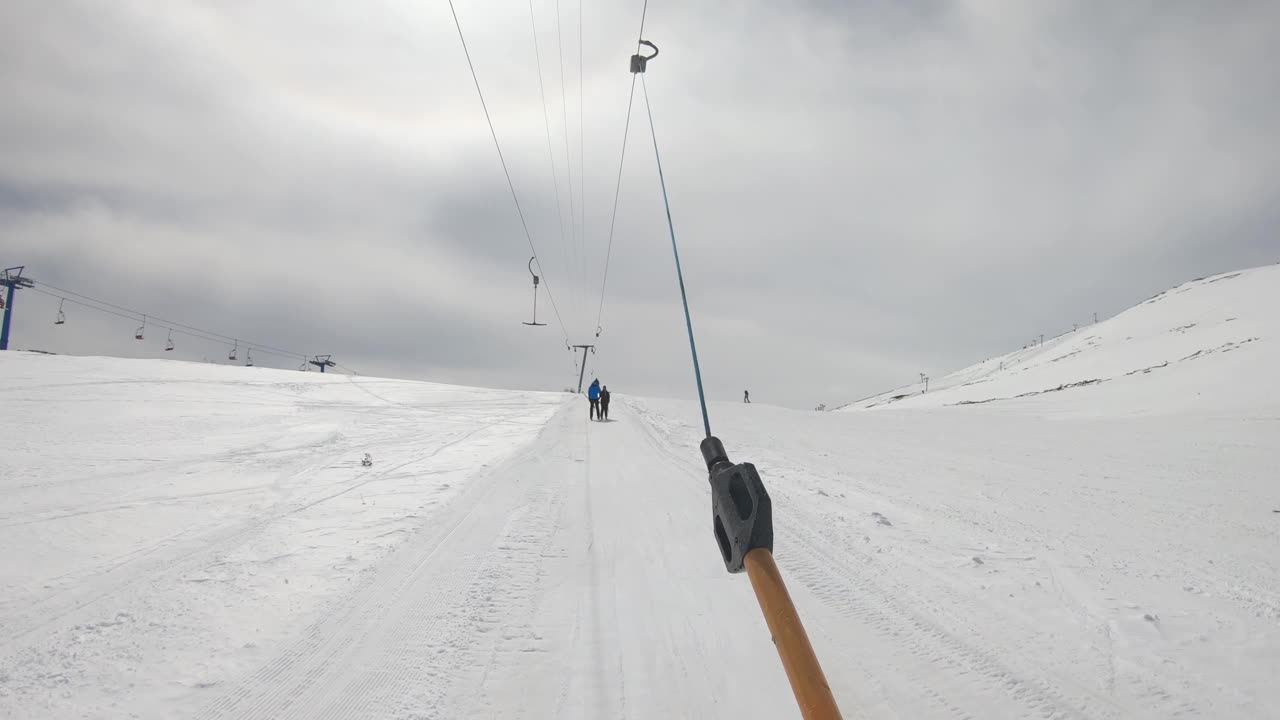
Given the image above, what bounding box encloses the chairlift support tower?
[309,354,336,373]
[570,344,595,394]
[1,266,34,351]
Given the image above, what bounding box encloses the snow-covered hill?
[2,269,1278,719]
[0,354,567,718]
[839,263,1279,412]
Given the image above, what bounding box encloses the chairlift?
[522,257,547,327]
[165,329,175,352]
[55,298,66,325]
[228,339,238,362]
[135,315,146,340]
[245,348,254,367]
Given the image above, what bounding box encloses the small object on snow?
[972,556,984,565]
[871,512,892,526]
[1143,613,1159,623]
[361,453,373,467]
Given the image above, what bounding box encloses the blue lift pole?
[1,266,34,351]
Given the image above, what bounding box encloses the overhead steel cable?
[526,0,574,330]
[28,287,309,364]
[578,0,587,338]
[447,0,571,342]
[555,0,583,334]
[592,79,637,337]
[31,280,308,361]
[639,73,710,438]
[592,0,647,337]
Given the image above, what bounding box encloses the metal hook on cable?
[630,40,658,74]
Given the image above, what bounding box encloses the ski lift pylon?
[522,256,547,327]
[55,298,66,325]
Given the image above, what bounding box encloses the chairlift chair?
[55,299,66,325]
[245,348,254,367]
[135,315,146,340]
[228,339,238,361]
[165,329,175,351]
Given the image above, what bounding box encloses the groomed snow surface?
[2,263,1278,719]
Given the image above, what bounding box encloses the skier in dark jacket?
[600,386,611,420]
[587,379,601,420]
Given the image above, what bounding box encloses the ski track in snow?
[631,390,1279,719]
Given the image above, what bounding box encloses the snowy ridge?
[838,263,1279,412]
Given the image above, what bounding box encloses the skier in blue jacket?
[587,379,602,420]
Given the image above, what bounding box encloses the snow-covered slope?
[839,263,1279,412]
[2,286,1278,719]
[0,353,566,718]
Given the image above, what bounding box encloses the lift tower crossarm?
[570,344,595,394]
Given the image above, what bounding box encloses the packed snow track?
[1,351,1277,718]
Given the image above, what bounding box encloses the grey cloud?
[3,0,1278,410]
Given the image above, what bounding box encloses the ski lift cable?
[591,0,646,338]
[31,280,310,361]
[554,0,582,333]
[592,75,638,338]
[578,0,588,338]
[28,289,307,363]
[639,73,709,439]
[448,0,571,343]
[527,0,575,328]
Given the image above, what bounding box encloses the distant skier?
[744,390,751,404]
[600,385,611,420]
[588,379,601,420]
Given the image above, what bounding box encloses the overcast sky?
[2,0,1277,409]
